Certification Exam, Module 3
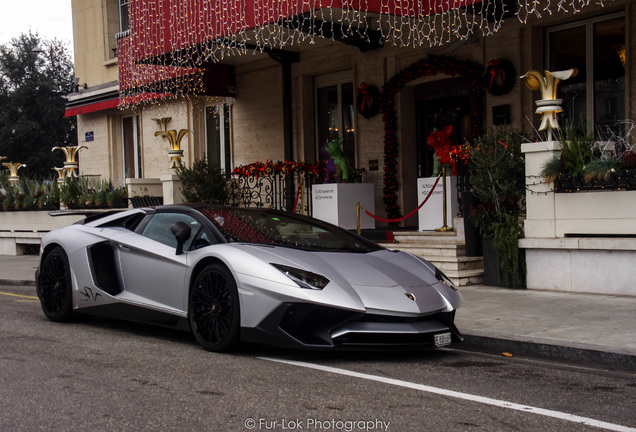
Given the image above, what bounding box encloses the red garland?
[379,55,485,221]
[232,160,325,178]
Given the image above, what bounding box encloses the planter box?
[522,141,636,238]
[311,183,375,230]
[130,196,164,208]
[554,189,636,236]
[126,178,163,198]
[417,176,458,231]
[522,141,636,296]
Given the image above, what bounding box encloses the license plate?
[434,332,452,347]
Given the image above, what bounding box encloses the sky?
[0,0,74,53]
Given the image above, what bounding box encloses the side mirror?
[170,221,191,255]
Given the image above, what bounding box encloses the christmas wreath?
[357,83,381,119]
[485,59,516,96]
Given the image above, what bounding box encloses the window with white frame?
[206,102,232,171]
[119,0,130,33]
[547,13,625,137]
[122,115,141,180]
[315,71,355,165]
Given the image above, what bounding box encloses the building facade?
[66,0,632,223]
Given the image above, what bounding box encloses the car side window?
[141,213,201,251]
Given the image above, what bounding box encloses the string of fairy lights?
[118,0,607,107]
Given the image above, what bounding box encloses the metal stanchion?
[356,202,361,235]
[435,166,453,232]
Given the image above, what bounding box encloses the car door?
[114,212,202,314]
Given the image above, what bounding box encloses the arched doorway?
[380,55,484,221]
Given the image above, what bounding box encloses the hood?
[237,245,455,316]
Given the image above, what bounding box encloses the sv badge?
[79,286,102,301]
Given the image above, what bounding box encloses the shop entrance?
[415,77,469,178]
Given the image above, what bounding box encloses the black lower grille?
[279,303,361,346]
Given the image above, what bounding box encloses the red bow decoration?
[487,59,505,94]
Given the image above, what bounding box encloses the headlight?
[271,263,330,290]
[435,267,458,291]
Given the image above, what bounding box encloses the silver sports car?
[36,204,463,351]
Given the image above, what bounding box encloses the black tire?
[37,246,74,322]
[189,263,240,352]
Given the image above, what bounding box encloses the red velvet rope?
[362,174,442,223]
[292,184,301,213]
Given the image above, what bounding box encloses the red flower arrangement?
[232,160,325,178]
[450,142,474,165]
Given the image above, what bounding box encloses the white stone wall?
[76,111,113,183]
[233,59,285,166]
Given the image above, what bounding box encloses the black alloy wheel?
[189,263,240,352]
[37,246,74,322]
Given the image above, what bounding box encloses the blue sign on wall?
[85,131,94,142]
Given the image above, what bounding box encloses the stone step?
[379,232,483,286]
[430,257,484,272]
[381,243,466,258]
[437,268,484,287]
[392,231,462,244]
[393,235,464,245]
[454,274,485,287]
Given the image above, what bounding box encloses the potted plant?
[175,158,230,204]
[540,124,636,191]
[468,126,527,287]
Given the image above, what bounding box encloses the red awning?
[64,98,119,117]
[65,91,173,117]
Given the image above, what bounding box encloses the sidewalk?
[2,254,634,371]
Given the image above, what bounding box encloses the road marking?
[0,291,38,300]
[260,357,636,432]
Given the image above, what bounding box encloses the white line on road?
[260,357,636,432]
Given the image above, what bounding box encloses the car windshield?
[198,207,382,253]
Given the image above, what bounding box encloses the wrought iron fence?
[228,172,318,215]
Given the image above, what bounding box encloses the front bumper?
[241,302,462,349]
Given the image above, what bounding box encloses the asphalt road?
[1,284,635,432]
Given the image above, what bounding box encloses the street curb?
[458,333,636,373]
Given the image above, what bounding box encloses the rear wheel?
[37,247,74,322]
[189,263,240,352]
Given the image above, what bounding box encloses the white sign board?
[417,176,458,231]
[312,183,375,230]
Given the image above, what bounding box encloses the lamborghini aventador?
[36,204,463,351]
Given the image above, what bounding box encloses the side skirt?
[78,303,191,332]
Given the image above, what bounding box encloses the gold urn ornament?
[53,167,67,184]
[2,162,26,182]
[520,69,578,141]
[52,145,87,177]
[155,128,191,169]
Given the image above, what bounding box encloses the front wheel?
[37,246,74,322]
[189,263,240,352]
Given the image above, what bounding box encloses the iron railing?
[228,172,318,215]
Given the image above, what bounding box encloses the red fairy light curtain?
[119,0,607,107]
[117,34,200,108]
